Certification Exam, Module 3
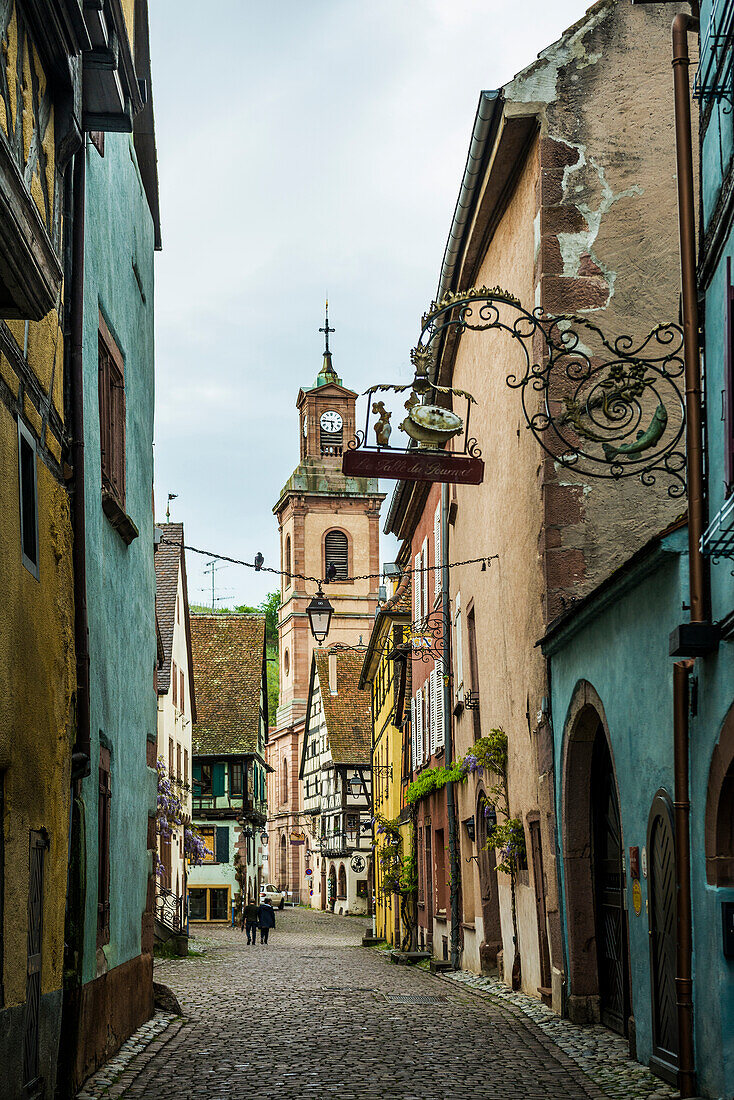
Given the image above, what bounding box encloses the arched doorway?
[562,683,630,1034]
[476,788,502,970]
[647,791,677,1073]
[328,865,337,911]
[705,700,734,887]
[338,863,347,902]
[279,833,287,889]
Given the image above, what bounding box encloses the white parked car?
[259,883,285,910]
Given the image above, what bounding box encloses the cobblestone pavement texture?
[77,908,682,1100]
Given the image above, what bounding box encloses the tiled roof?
[154,522,183,693]
[191,614,265,756]
[314,646,371,765]
[382,571,411,616]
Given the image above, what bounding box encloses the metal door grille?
[23,831,47,1089]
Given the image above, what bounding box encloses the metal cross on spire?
[319,299,335,354]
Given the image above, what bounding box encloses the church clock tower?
[266,309,384,902]
[273,306,385,729]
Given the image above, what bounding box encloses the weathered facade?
[268,337,384,902]
[189,615,269,925]
[300,647,372,915]
[0,6,83,1096]
[154,521,196,920]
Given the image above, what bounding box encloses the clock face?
[320,410,343,434]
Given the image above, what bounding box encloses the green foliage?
[235,590,280,645]
[405,762,465,805]
[265,644,279,724]
[374,813,417,897]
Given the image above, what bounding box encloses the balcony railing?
[320,833,348,857]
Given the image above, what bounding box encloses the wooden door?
[23,831,47,1089]
[649,794,678,1069]
[424,824,433,938]
[529,820,551,991]
[591,731,628,1035]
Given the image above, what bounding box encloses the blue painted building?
[542,7,734,1095]
[60,3,162,1092]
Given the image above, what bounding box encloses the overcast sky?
[149,0,591,610]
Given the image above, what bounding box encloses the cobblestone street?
[77,908,683,1100]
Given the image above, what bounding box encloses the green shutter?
[192,761,201,794]
[215,826,229,864]
[213,762,225,797]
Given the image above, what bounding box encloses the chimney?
[328,651,338,695]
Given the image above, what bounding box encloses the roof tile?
[315,646,371,764]
[191,614,265,757]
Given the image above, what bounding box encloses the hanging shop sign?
[342,345,484,486]
[290,829,306,846]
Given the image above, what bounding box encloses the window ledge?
[102,489,139,544]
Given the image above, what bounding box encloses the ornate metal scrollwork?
[417,287,686,497]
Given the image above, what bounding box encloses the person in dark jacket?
[243,900,259,944]
[257,897,276,944]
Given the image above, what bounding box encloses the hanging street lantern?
[306,584,334,644]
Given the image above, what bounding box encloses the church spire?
[317,299,341,386]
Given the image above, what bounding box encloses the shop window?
[209,887,229,921]
[230,762,243,795]
[188,886,230,922]
[200,826,216,864]
[188,887,206,921]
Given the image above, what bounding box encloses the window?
[200,826,216,863]
[98,314,126,507]
[18,418,39,579]
[194,762,213,797]
[285,535,292,586]
[188,885,230,922]
[434,504,441,598]
[281,758,289,804]
[467,604,481,740]
[176,743,181,781]
[183,749,189,786]
[230,762,243,795]
[324,530,348,580]
[413,553,421,622]
[97,747,111,947]
[169,737,174,776]
[421,537,429,622]
[454,592,464,701]
[284,649,290,677]
[172,660,178,708]
[180,669,184,714]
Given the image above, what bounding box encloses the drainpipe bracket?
[669,621,720,657]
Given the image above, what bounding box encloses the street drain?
[384,993,447,1005]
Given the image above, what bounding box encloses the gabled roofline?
[180,533,197,723]
[299,651,318,780]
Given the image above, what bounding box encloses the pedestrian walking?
[243,900,259,944]
[257,896,276,944]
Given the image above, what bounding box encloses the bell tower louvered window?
[324,530,348,580]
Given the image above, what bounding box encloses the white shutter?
[422,538,429,617]
[435,660,445,748]
[434,505,441,597]
[416,692,423,766]
[414,553,421,622]
[429,670,437,755]
[454,592,464,701]
[423,683,430,762]
[410,696,416,773]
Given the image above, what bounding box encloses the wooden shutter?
[213,762,226,797]
[414,554,421,621]
[415,693,423,767]
[434,505,441,597]
[422,538,429,617]
[411,696,417,772]
[435,660,445,748]
[184,749,189,785]
[424,683,430,762]
[172,660,177,707]
[215,826,229,864]
[180,669,184,713]
[168,737,174,775]
[429,670,437,755]
[454,593,463,701]
[192,761,201,794]
[324,530,348,579]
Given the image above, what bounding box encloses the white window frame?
[414,553,421,623]
[415,692,423,767]
[421,537,429,621]
[435,659,445,748]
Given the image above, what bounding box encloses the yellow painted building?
[0,4,85,1096]
[359,572,412,948]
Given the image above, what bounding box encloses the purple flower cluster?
[461,753,483,777]
[184,826,207,866]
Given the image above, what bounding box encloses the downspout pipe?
[671,18,701,1098]
[442,481,461,968]
[70,145,90,780]
[673,660,696,1098]
[672,11,706,624]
